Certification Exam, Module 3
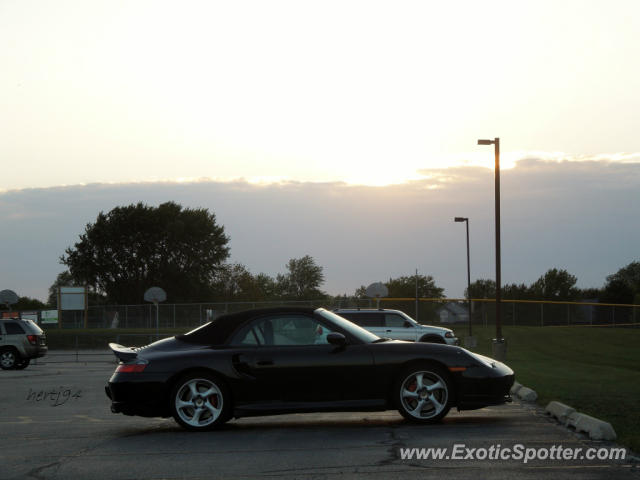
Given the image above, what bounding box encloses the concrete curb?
[510,381,537,402]
[566,412,617,441]
[545,401,617,441]
[545,401,576,424]
[510,381,522,395]
[516,386,538,402]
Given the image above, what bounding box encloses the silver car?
[0,318,48,370]
[334,309,459,345]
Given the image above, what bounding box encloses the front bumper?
[456,360,515,410]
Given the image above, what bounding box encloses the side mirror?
[327,332,347,346]
[404,321,412,328]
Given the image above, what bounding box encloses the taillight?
[116,362,148,373]
[27,335,37,345]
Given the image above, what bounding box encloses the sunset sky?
[1,0,639,301]
[3,0,640,189]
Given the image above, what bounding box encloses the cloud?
[1,157,639,303]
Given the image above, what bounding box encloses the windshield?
[316,309,380,344]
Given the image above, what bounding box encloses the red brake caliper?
[407,380,417,407]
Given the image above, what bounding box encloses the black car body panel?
[106,307,514,424]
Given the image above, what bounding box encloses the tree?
[502,283,532,300]
[601,278,634,304]
[605,261,640,303]
[465,279,496,299]
[212,264,256,301]
[354,285,367,298]
[12,297,47,310]
[530,268,578,301]
[277,255,326,299]
[211,264,281,301]
[253,273,279,300]
[576,287,602,301]
[385,275,444,298]
[61,202,230,304]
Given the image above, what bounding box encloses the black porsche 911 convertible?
[105,307,514,431]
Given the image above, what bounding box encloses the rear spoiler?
[108,343,138,362]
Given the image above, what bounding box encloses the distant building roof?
[438,302,468,315]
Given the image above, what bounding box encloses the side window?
[385,314,408,328]
[232,322,267,346]
[343,313,383,327]
[4,322,25,334]
[231,315,335,346]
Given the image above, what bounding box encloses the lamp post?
[454,217,473,342]
[477,137,506,360]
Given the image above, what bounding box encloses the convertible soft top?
[176,306,319,345]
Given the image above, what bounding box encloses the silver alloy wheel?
[1,350,17,369]
[399,370,448,419]
[174,378,223,428]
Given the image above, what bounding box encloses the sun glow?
[2,1,640,191]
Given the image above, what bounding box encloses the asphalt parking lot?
[1,355,638,480]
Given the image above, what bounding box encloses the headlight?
[444,331,454,338]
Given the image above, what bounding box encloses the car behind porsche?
[105,307,514,431]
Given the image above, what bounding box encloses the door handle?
[256,359,274,366]
[385,329,392,332]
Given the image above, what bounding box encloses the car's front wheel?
[170,372,231,431]
[0,348,19,370]
[395,363,452,423]
[418,335,446,344]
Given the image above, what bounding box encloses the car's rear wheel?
[14,358,30,370]
[395,363,452,423]
[170,372,231,431]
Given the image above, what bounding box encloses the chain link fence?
[378,298,640,328]
[20,297,639,354]
[54,298,374,330]
[30,298,640,330]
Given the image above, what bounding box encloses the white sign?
[59,286,86,310]
[21,312,38,322]
[41,310,58,324]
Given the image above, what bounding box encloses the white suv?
[334,309,459,345]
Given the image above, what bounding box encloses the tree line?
[466,265,640,305]
[8,202,640,308]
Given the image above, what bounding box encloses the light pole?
[454,217,473,341]
[477,137,506,360]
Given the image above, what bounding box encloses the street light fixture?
[454,217,473,340]
[477,137,505,360]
